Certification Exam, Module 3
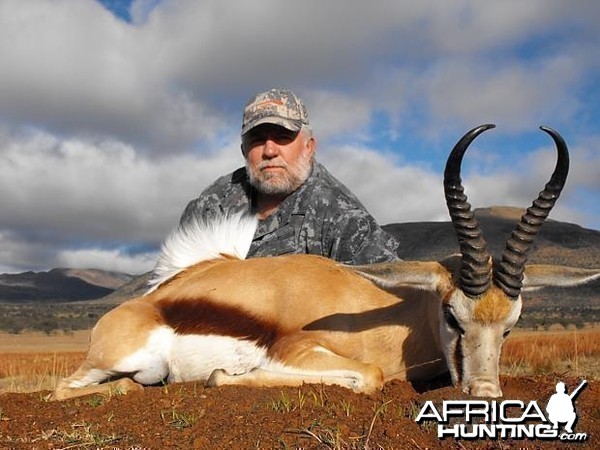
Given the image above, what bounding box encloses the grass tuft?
[160,407,197,430]
[33,421,121,448]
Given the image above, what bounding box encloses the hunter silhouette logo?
[415,379,589,442]
[546,380,587,434]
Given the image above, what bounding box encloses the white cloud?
[306,91,373,140]
[0,0,598,274]
[420,55,582,132]
[0,0,225,152]
[2,0,594,149]
[0,230,55,273]
[320,146,446,225]
[56,247,157,274]
[0,126,241,241]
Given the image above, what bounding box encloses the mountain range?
[0,268,134,303]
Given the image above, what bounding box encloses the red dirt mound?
[0,375,597,449]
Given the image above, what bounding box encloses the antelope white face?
[439,286,522,397]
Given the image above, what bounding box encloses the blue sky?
[0,0,598,274]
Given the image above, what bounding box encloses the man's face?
[241,123,315,196]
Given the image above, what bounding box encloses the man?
[179,89,399,265]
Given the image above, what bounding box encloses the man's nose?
[263,138,280,157]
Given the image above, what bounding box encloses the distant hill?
[0,268,133,303]
[86,271,154,305]
[384,206,600,268]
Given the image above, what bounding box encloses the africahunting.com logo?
[416,380,588,442]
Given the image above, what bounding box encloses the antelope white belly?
[168,333,269,383]
[111,326,172,385]
[112,327,268,385]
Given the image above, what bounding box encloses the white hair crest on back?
[148,212,258,292]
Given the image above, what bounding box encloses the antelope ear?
[350,260,451,292]
[522,265,600,292]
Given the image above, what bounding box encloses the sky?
[0,0,598,275]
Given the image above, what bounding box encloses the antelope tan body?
[51,125,600,401]
[154,253,447,385]
[52,251,454,400]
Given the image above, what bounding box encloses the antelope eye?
[443,307,465,335]
[502,329,511,339]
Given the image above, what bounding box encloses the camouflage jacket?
[179,162,400,264]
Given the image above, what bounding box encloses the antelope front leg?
[49,377,144,401]
[207,342,384,394]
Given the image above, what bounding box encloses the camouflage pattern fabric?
[241,89,309,135]
[179,162,400,265]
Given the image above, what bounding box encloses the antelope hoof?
[112,378,145,395]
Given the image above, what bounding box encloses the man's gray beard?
[247,153,313,196]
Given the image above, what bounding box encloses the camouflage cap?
[241,89,309,135]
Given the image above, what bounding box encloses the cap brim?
[241,116,304,135]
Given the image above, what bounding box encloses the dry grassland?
[500,327,600,379]
[0,330,89,353]
[0,331,88,393]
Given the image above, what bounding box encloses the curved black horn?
[444,124,495,298]
[494,126,570,299]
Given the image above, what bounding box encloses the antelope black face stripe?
[443,305,465,335]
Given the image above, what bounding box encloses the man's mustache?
[257,161,288,171]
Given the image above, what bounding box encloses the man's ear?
[240,143,247,158]
[306,136,316,157]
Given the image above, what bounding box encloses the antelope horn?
[494,126,570,299]
[444,124,495,298]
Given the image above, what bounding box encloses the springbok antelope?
[51,125,600,401]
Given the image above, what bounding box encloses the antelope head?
[440,124,569,397]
